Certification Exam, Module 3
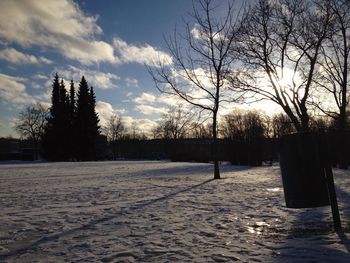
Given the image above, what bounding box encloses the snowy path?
[1,161,350,262]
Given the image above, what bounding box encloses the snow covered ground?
[1,161,350,262]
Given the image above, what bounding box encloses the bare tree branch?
[230,0,333,132]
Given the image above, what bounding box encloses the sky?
[0,0,273,138]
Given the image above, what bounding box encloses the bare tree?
[153,107,195,139]
[309,116,331,132]
[231,0,333,132]
[123,122,148,140]
[188,121,212,139]
[221,109,266,140]
[14,103,49,160]
[271,113,296,139]
[308,0,350,169]
[221,109,266,166]
[314,0,350,131]
[102,114,125,159]
[149,0,241,179]
[103,114,125,142]
[221,109,246,140]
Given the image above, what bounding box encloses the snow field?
[1,161,350,262]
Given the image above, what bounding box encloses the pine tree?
[58,79,70,159]
[42,73,61,160]
[88,86,100,159]
[75,77,101,160]
[69,80,76,159]
[51,73,61,121]
[76,76,89,160]
[42,74,71,160]
[69,80,75,122]
[43,74,101,161]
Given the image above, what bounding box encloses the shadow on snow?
[271,180,350,261]
[0,177,216,260]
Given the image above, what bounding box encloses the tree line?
[12,97,348,166]
[99,106,349,167]
[102,105,348,163]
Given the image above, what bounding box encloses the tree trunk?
[213,112,220,179]
[338,131,348,170]
[338,114,348,169]
[300,112,310,133]
[338,24,349,170]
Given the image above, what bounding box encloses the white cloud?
[93,72,120,89]
[135,104,167,115]
[33,74,49,80]
[133,92,181,116]
[0,1,178,66]
[59,66,120,89]
[95,100,157,137]
[31,81,41,89]
[34,87,51,103]
[191,25,202,39]
[60,38,116,65]
[134,92,156,105]
[0,73,35,105]
[0,48,53,65]
[96,101,126,127]
[191,24,228,42]
[122,116,157,136]
[158,93,181,107]
[163,67,228,109]
[38,57,53,65]
[125,77,139,87]
[0,0,115,65]
[0,73,52,108]
[134,92,179,106]
[113,38,172,66]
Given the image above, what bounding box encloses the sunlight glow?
[252,67,304,114]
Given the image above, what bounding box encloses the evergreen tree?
[51,73,61,121]
[59,80,68,107]
[43,74,101,161]
[58,79,70,159]
[76,76,89,160]
[88,86,100,159]
[69,80,75,121]
[69,80,76,159]
[42,73,61,160]
[75,76,100,160]
[42,74,71,160]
